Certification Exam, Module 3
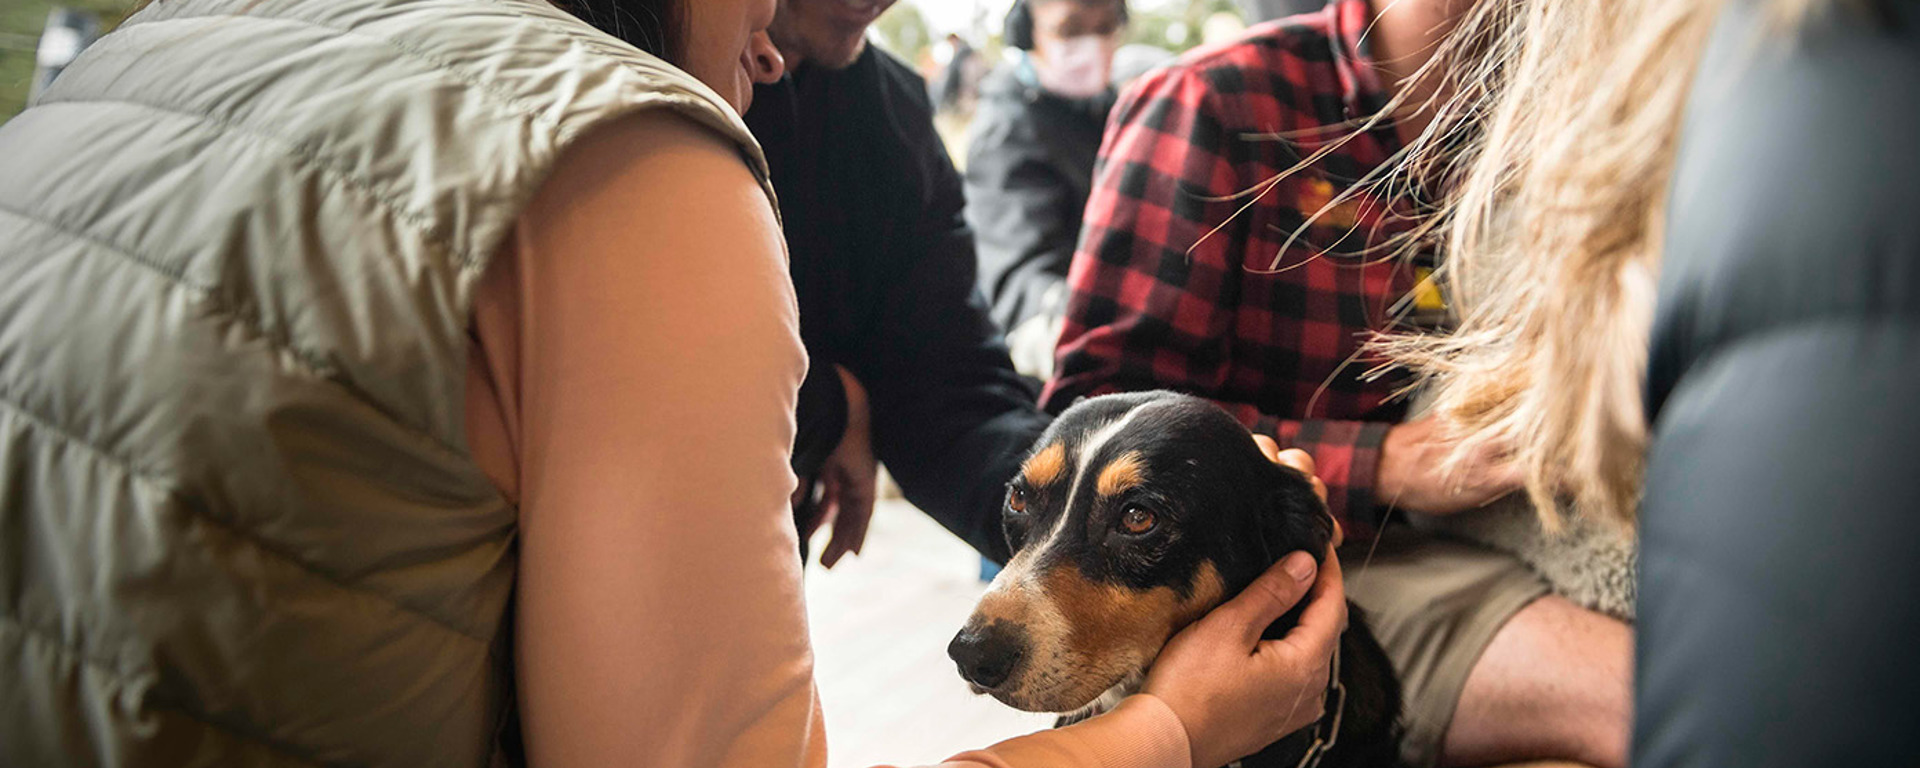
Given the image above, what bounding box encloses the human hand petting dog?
[1377,415,1524,515]
[803,365,878,568]
[1142,445,1348,768]
[1254,435,1340,546]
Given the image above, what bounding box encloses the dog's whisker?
[1352,503,1396,585]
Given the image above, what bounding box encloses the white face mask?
[1034,35,1114,99]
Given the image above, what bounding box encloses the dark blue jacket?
[1638,2,1920,764]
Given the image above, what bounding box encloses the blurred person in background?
[0,0,1358,765]
[930,32,983,113]
[1044,0,1634,765]
[1384,0,1920,765]
[967,0,1170,381]
[746,0,1055,568]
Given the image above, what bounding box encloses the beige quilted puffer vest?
[0,1,770,765]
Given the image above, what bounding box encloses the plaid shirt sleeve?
[1041,55,1393,541]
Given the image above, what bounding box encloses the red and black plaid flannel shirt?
[1041,0,1435,541]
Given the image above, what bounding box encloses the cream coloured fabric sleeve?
[485,110,821,768]
[464,111,1190,768]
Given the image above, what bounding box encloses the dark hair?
[1003,0,1036,49]
[130,1,687,64]
[1003,0,1129,51]
[554,0,686,64]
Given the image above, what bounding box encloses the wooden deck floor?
[804,498,1054,768]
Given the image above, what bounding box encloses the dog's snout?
[948,622,1027,690]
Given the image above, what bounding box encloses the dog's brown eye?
[1007,486,1028,512]
[1120,507,1156,535]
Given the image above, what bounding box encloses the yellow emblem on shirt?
[1412,266,1446,311]
[1299,177,1361,229]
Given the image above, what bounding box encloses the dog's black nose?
[948,623,1026,690]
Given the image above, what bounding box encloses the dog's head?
[947,391,1333,712]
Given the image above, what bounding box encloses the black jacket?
[1637,1,1920,765]
[965,63,1114,332]
[746,47,1049,564]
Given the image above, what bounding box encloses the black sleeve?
[846,58,1051,564]
[1637,3,1920,766]
[965,105,1077,331]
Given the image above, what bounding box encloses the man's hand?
[1376,416,1523,515]
[804,365,878,568]
[1144,545,1348,768]
[1253,435,1340,546]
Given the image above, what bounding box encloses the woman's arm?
[504,111,818,768]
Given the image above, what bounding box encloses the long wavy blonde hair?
[1372,0,1828,528]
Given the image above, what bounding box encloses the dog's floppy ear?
[1251,464,1336,640]
[1254,463,1335,568]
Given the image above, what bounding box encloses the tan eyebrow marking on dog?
[1023,442,1068,487]
[1096,451,1146,497]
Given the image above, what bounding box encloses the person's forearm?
[874,401,1044,564]
[855,220,1048,565]
[885,695,1191,768]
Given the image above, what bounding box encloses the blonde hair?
[1372,0,1833,528]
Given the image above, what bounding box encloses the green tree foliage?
[1126,0,1243,51]
[1,0,132,122]
[872,2,934,66]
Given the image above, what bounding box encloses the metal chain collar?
[1292,641,1347,768]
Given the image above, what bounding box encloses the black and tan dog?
[948,391,1403,768]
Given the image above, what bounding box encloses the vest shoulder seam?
[95,6,753,274]
[30,96,469,273]
[89,8,557,273]
[116,9,555,138]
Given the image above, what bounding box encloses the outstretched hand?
[799,365,878,568]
